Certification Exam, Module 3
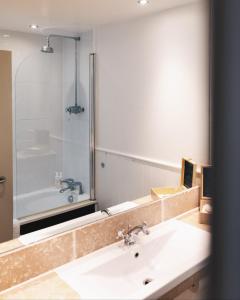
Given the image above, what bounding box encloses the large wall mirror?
[0,0,211,254]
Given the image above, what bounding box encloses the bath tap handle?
[62,178,74,182]
[60,178,74,185]
[142,222,150,235]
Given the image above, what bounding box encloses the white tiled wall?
[0,31,62,198]
[15,46,63,195]
[0,29,92,217]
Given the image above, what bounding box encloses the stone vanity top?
[0,239,23,254]
[0,272,80,300]
[0,211,210,300]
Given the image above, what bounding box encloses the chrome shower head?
[41,37,54,53]
[41,44,54,53]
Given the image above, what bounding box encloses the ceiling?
[0,0,199,35]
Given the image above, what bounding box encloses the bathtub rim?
[16,198,96,226]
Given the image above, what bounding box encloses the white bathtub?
[14,187,90,219]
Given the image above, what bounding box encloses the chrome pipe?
[75,39,78,107]
[47,34,80,41]
[89,53,96,200]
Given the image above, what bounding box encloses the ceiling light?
[137,0,149,6]
[29,24,39,30]
[2,34,10,38]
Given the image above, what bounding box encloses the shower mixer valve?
[65,105,84,115]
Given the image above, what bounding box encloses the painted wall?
[94,0,210,209]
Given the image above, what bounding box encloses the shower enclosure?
[14,33,95,221]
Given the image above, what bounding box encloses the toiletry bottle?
[55,172,60,188]
[55,172,63,189]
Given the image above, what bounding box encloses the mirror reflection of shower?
[14,30,93,221]
[41,34,85,115]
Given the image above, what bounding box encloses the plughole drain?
[143,278,153,286]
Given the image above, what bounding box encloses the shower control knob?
[65,105,84,115]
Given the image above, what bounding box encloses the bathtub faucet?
[59,178,83,195]
[73,181,83,195]
[61,178,74,184]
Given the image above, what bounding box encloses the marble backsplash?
[0,187,199,292]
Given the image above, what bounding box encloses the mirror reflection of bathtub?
[15,144,93,236]
[14,187,90,219]
[12,37,95,239]
[13,186,95,237]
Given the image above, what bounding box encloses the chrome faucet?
[61,178,74,185]
[73,181,83,195]
[59,178,74,193]
[101,208,112,216]
[117,222,150,246]
[59,178,83,195]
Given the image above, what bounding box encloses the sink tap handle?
[142,222,147,228]
[142,222,150,235]
[117,230,125,240]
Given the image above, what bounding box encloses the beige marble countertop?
[179,211,210,232]
[0,210,210,300]
[133,194,153,205]
[0,272,80,300]
[0,239,23,254]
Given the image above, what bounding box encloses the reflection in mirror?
[0,30,100,253]
[202,166,214,199]
[0,0,210,255]
[0,30,146,254]
[14,37,93,232]
[0,49,13,245]
[11,40,142,246]
[199,165,213,225]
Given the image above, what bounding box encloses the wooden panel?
[0,50,13,243]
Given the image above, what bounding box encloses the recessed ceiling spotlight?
[137,0,149,6]
[2,34,10,38]
[29,24,39,30]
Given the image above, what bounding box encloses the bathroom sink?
[56,220,210,300]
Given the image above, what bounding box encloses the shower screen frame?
[89,53,96,200]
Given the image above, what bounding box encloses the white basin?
[56,220,210,300]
